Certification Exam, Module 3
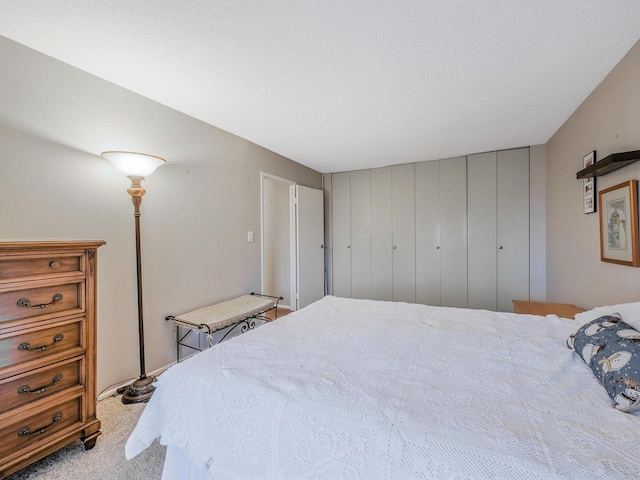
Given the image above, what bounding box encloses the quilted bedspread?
[126,296,640,479]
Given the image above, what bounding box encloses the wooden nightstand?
[512,300,584,319]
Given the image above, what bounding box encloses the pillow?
[567,313,640,413]
[574,302,640,330]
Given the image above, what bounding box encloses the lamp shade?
[101,151,166,178]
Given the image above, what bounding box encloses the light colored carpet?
[7,395,165,480]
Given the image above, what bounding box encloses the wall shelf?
[576,150,640,179]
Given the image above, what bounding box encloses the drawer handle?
[17,412,62,437]
[50,261,61,269]
[18,334,64,352]
[17,293,63,309]
[18,374,63,395]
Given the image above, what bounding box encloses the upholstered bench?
[166,293,282,362]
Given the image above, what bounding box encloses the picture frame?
[599,180,639,266]
[583,151,596,213]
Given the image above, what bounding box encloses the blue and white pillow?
[567,313,640,413]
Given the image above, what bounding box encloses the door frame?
[260,172,296,309]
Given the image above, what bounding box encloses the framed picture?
[599,180,639,266]
[583,151,596,213]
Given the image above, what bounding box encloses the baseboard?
[97,353,198,401]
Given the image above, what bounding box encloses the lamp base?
[121,375,156,404]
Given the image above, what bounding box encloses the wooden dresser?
[0,240,104,478]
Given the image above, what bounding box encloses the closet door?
[439,157,467,308]
[392,164,416,303]
[415,160,441,305]
[467,152,498,310]
[350,170,372,299]
[332,172,351,298]
[370,167,393,301]
[497,148,529,312]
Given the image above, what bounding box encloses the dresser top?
[0,240,106,251]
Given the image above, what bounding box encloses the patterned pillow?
[567,313,640,413]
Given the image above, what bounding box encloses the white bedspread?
[126,296,640,479]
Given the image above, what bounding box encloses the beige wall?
[0,37,321,393]
[546,41,640,309]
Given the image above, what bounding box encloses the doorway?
[261,173,295,309]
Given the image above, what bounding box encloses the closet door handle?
[347,245,351,249]
[393,246,397,250]
[436,246,440,249]
[499,246,504,250]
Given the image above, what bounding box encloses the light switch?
[248,231,254,243]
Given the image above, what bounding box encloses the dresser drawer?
[0,281,84,324]
[0,254,83,283]
[0,395,81,458]
[0,320,83,372]
[0,358,83,414]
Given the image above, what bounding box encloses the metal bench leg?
[176,325,180,363]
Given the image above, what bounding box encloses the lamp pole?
[121,175,155,404]
[101,152,165,404]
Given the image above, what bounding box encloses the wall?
[546,41,640,308]
[0,37,321,394]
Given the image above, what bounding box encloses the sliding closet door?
[332,172,351,298]
[371,167,393,301]
[415,160,441,305]
[467,152,498,310]
[350,170,371,299]
[497,148,529,311]
[439,157,467,308]
[392,164,416,303]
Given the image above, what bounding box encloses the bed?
[125,296,640,479]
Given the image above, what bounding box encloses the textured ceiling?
[1,1,639,173]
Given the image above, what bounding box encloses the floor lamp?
[102,151,166,404]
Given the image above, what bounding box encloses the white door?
[439,157,468,308]
[415,160,441,306]
[497,148,530,311]
[467,152,498,311]
[370,167,393,301]
[350,170,372,299]
[291,185,325,310]
[392,164,416,303]
[331,172,351,298]
[467,148,530,312]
